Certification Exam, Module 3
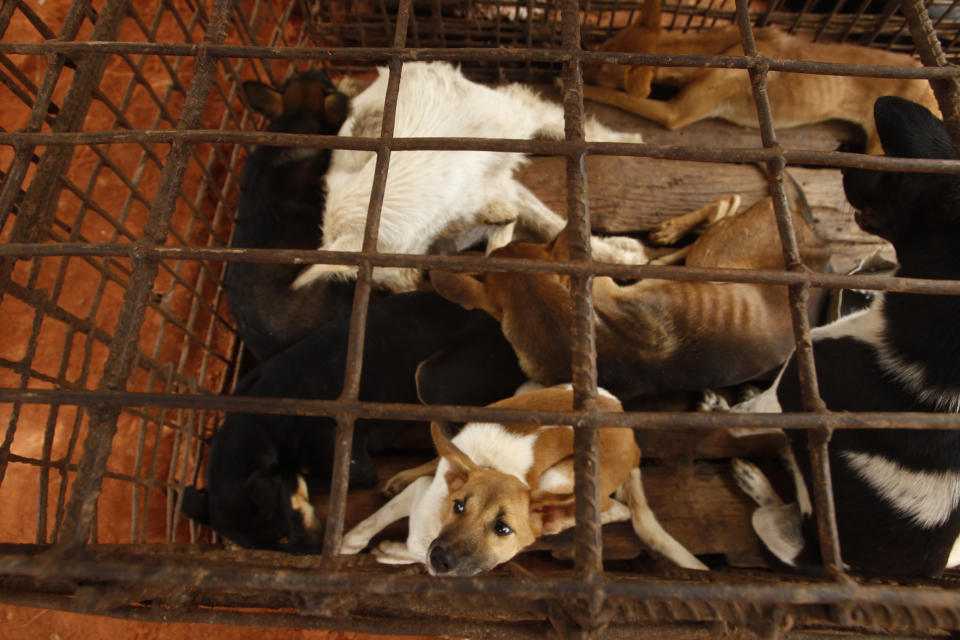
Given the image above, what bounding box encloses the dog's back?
[774,97,960,575]
[225,70,357,364]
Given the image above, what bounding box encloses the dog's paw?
[698,389,730,413]
[591,235,649,265]
[381,472,413,498]
[731,458,781,508]
[371,540,418,565]
[649,216,690,246]
[339,532,368,555]
[381,468,420,498]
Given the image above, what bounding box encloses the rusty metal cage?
[3,0,960,637]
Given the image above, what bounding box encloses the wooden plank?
[517,114,893,275]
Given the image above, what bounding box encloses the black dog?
[226,70,364,364]
[733,96,960,577]
[182,291,527,552]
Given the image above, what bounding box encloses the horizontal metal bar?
[2,242,959,294]
[1,41,958,79]
[2,548,959,610]
[1,387,959,431]
[5,129,960,179]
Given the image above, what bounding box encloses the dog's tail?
[753,162,814,225]
[617,468,708,570]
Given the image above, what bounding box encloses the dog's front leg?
[341,475,432,554]
[512,182,566,242]
[371,540,421,565]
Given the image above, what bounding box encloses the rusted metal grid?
[1,0,960,637]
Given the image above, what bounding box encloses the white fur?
[840,451,960,529]
[291,62,647,293]
[947,536,960,568]
[816,296,960,411]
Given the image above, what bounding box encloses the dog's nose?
[429,545,457,574]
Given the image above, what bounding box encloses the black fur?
[225,70,367,364]
[774,96,960,576]
[181,291,525,552]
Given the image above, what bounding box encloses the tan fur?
[582,2,938,153]
[431,190,831,400]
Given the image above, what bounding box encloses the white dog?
[291,62,649,293]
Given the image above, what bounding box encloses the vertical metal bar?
[734,0,845,579]
[0,0,94,274]
[561,0,603,593]
[901,0,960,155]
[320,0,413,564]
[55,0,233,553]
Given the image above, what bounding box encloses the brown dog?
[581,0,938,153]
[431,177,831,402]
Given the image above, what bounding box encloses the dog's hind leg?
[618,467,708,570]
[649,195,741,246]
[382,458,439,498]
[341,475,432,554]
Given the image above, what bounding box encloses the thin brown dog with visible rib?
[581,0,937,153]
[431,173,831,402]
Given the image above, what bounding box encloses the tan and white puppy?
[340,386,705,576]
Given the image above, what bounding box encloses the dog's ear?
[431,421,477,492]
[875,96,955,160]
[324,93,349,129]
[529,491,576,536]
[282,76,350,130]
[430,271,497,316]
[245,468,283,520]
[242,80,284,119]
[545,227,572,261]
[180,486,210,524]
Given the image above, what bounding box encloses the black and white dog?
[182,290,527,552]
[731,96,960,576]
[225,70,363,364]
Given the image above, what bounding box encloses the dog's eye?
[493,519,512,537]
[453,499,465,515]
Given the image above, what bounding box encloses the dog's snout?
[429,545,457,574]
